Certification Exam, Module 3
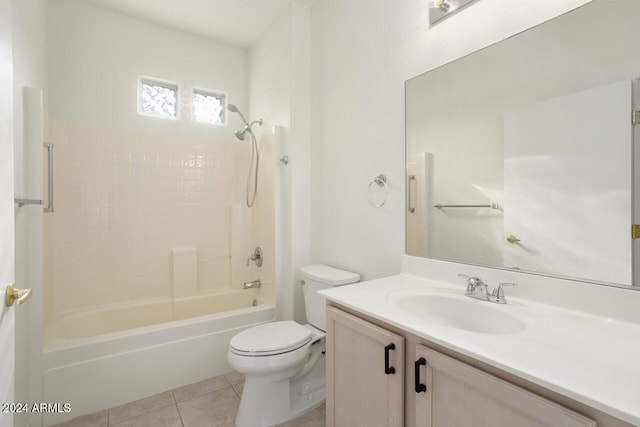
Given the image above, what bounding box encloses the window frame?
[137,76,180,120]
[191,87,227,126]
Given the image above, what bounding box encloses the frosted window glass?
[193,89,225,124]
[139,79,177,118]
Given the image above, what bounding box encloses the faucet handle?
[491,282,517,303]
[458,273,484,286]
[458,274,485,294]
[457,273,478,284]
[246,247,263,267]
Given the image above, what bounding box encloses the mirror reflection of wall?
[406,0,640,288]
[503,80,631,285]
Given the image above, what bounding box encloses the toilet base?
[234,341,326,427]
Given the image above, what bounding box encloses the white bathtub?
[41,290,275,426]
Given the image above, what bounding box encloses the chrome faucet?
[490,282,517,304]
[459,274,489,300]
[243,279,261,290]
[246,247,263,267]
[458,274,516,304]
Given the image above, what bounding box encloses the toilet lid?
[230,321,312,356]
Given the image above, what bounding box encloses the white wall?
[309,0,405,281]
[249,6,292,322]
[249,1,312,322]
[308,0,591,281]
[248,7,291,132]
[0,0,15,425]
[12,0,47,194]
[288,1,313,322]
[48,0,248,140]
[12,0,48,426]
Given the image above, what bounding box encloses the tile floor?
[54,372,325,427]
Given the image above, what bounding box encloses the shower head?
[228,103,262,141]
[228,104,263,208]
[227,103,249,127]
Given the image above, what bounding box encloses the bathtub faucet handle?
[246,247,263,267]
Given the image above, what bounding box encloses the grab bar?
[434,203,500,210]
[407,174,416,213]
[43,142,54,213]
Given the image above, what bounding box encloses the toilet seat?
[230,321,312,357]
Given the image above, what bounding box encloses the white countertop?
[321,272,640,425]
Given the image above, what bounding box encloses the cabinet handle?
[414,357,427,393]
[384,343,396,375]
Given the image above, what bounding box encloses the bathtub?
[41,290,275,426]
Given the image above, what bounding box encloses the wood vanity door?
[326,306,404,427]
[414,345,596,427]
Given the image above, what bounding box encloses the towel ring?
[368,174,388,208]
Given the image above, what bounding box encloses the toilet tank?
[299,264,360,331]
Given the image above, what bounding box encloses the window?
[192,89,226,125]
[138,78,178,119]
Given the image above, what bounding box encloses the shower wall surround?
[44,0,274,325]
[43,119,276,322]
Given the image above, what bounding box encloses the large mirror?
[406,0,640,288]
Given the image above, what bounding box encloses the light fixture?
[430,0,479,25]
[434,0,450,12]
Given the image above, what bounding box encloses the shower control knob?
[246,247,263,267]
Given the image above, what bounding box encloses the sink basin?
[387,292,526,334]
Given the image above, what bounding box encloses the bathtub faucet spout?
[243,279,261,290]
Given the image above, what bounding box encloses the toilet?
[227,264,360,427]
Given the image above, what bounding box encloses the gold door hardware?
[506,234,521,244]
[633,224,640,239]
[5,284,32,307]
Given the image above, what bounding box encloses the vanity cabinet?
[325,303,628,427]
[325,306,404,427]
[414,345,595,427]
